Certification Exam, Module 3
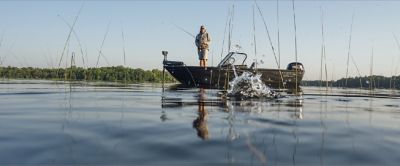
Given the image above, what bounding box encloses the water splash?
[227,71,279,99]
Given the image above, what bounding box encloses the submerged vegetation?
[302,76,400,89]
[0,66,176,83]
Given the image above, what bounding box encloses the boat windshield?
[217,52,247,67]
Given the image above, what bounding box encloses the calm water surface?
[0,80,399,165]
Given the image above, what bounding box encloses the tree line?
[4,66,399,89]
[0,66,176,83]
[301,75,400,89]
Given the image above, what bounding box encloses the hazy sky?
[1,0,400,80]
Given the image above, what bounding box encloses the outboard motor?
[286,62,304,71]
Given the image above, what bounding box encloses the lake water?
[0,80,399,165]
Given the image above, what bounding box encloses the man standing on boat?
[195,25,211,68]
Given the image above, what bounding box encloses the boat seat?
[235,65,248,69]
[163,60,184,66]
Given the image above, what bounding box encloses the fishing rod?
[220,7,230,61]
[0,32,5,66]
[369,46,374,91]
[0,42,24,67]
[227,10,232,52]
[292,0,299,93]
[0,35,3,65]
[350,52,363,88]
[217,7,231,88]
[121,26,126,67]
[169,22,190,61]
[345,11,354,88]
[225,4,233,90]
[56,4,84,84]
[390,58,394,90]
[392,33,400,89]
[344,11,363,89]
[97,49,111,66]
[57,4,83,70]
[276,0,281,69]
[320,7,328,91]
[292,0,298,63]
[252,5,257,70]
[255,0,285,88]
[392,33,400,75]
[229,3,235,52]
[11,52,25,67]
[43,49,51,68]
[121,25,128,85]
[46,47,55,68]
[320,7,323,88]
[319,38,323,87]
[254,1,279,69]
[65,41,70,69]
[171,23,195,39]
[57,14,87,69]
[0,41,15,67]
[96,20,111,68]
[331,64,335,90]
[0,31,4,48]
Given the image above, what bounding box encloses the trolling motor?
[162,51,168,63]
[162,51,183,66]
[162,51,184,67]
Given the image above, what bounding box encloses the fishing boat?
[162,51,305,90]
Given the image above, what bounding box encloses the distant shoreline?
[0,66,176,84]
[2,66,399,89]
[302,76,400,89]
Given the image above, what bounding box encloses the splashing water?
[227,70,279,99]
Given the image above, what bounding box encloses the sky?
[1,0,400,80]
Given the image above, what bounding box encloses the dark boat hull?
[164,63,304,90]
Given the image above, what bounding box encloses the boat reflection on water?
[192,88,209,140]
[161,86,304,140]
